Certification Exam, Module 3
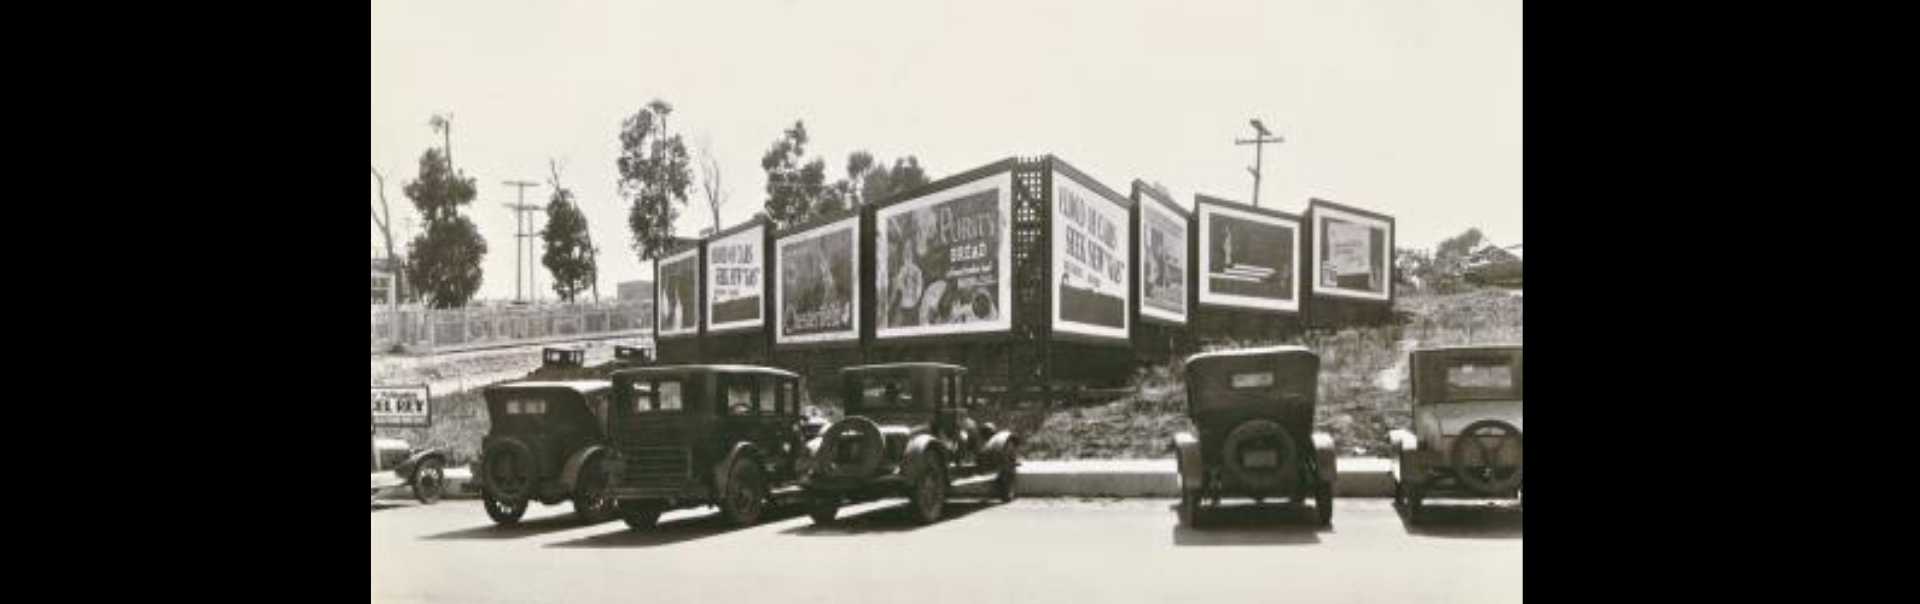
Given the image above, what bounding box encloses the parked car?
[370,429,447,505]
[603,365,813,530]
[1170,346,1337,527]
[800,363,1021,525]
[1389,345,1523,522]
[475,380,618,525]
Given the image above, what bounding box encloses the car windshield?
[854,374,922,410]
[630,379,684,413]
[1440,359,1520,401]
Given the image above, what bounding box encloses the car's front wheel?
[411,458,445,504]
[808,496,840,524]
[482,489,528,525]
[571,457,616,523]
[1314,483,1334,527]
[719,459,767,526]
[620,500,662,530]
[994,460,1019,503]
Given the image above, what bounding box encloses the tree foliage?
[761,121,833,228]
[541,167,597,303]
[402,141,487,309]
[618,99,693,261]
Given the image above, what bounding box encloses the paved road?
[373,496,1520,604]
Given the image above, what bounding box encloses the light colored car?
[371,432,447,505]
[1389,345,1523,522]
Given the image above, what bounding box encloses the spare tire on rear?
[1219,419,1298,492]
[482,438,536,501]
[814,417,884,479]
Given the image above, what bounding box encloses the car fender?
[713,442,763,496]
[558,445,611,491]
[1388,429,1420,480]
[1310,432,1338,484]
[902,434,950,481]
[980,430,1020,468]
[1171,432,1203,493]
[394,448,445,481]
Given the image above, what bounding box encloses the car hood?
[1421,401,1524,437]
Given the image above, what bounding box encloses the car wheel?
[1406,488,1425,524]
[908,454,948,525]
[1314,483,1334,527]
[1179,491,1204,528]
[620,500,662,530]
[808,496,840,524]
[994,461,1019,503]
[719,459,767,526]
[570,457,616,523]
[411,458,445,504]
[482,489,529,525]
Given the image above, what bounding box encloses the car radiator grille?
[620,446,691,489]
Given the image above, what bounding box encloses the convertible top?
[611,364,800,380]
[486,380,612,395]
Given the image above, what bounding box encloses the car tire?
[411,458,445,504]
[718,459,767,527]
[1314,483,1334,527]
[994,460,1019,503]
[482,438,537,501]
[482,489,529,525]
[907,454,948,525]
[570,457,615,523]
[620,501,662,530]
[1406,488,1425,524]
[1219,420,1297,492]
[808,496,840,524]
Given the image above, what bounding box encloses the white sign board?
[874,172,1013,340]
[706,224,766,332]
[371,385,431,427]
[1051,172,1130,340]
[1311,203,1393,301]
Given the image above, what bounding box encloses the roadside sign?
[372,385,431,427]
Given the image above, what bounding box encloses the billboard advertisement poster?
[1197,200,1300,312]
[371,385,431,428]
[875,172,1012,339]
[656,247,700,337]
[1052,173,1130,340]
[1312,203,1392,301]
[775,216,859,344]
[1137,193,1188,324]
[706,224,765,331]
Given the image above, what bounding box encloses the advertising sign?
[656,247,700,337]
[775,216,859,344]
[1311,201,1392,301]
[1052,172,1130,340]
[1137,190,1188,325]
[875,172,1012,339]
[706,224,765,332]
[1196,198,1300,312]
[371,385,431,428]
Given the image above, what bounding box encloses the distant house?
[371,256,410,305]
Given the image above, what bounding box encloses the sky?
[371,0,1521,303]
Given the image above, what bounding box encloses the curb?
[377,458,1397,501]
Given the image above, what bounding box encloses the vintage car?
[474,380,618,525]
[800,363,1021,525]
[371,429,448,505]
[1170,346,1337,527]
[603,365,813,530]
[1389,345,1523,522]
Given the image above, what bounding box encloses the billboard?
[1136,188,1188,325]
[1052,172,1130,340]
[1310,201,1393,301]
[706,224,765,332]
[655,247,700,338]
[775,216,860,345]
[875,171,1012,339]
[1196,197,1300,312]
[371,385,430,428]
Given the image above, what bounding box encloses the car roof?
[1184,345,1315,368]
[611,364,800,379]
[1412,344,1522,354]
[487,380,612,395]
[841,362,967,374]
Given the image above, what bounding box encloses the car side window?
[723,376,756,415]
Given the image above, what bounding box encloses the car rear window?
[856,375,921,410]
[504,399,547,415]
[630,380,684,412]
[1442,360,1519,401]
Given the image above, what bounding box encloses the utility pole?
[503,180,542,304]
[1235,118,1285,207]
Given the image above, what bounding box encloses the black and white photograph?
[370,1,1522,602]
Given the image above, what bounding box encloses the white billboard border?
[873,171,1014,340]
[1309,203,1393,302]
[1196,200,1302,313]
[1051,171,1131,341]
[1136,190,1189,325]
[773,215,861,345]
[704,224,767,333]
[655,246,701,338]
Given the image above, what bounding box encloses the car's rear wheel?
[994,459,1019,503]
[571,456,615,523]
[808,495,840,524]
[1314,483,1334,527]
[908,454,948,525]
[620,500,662,530]
[482,439,536,501]
[719,459,767,526]
[411,458,445,504]
[482,489,528,525]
